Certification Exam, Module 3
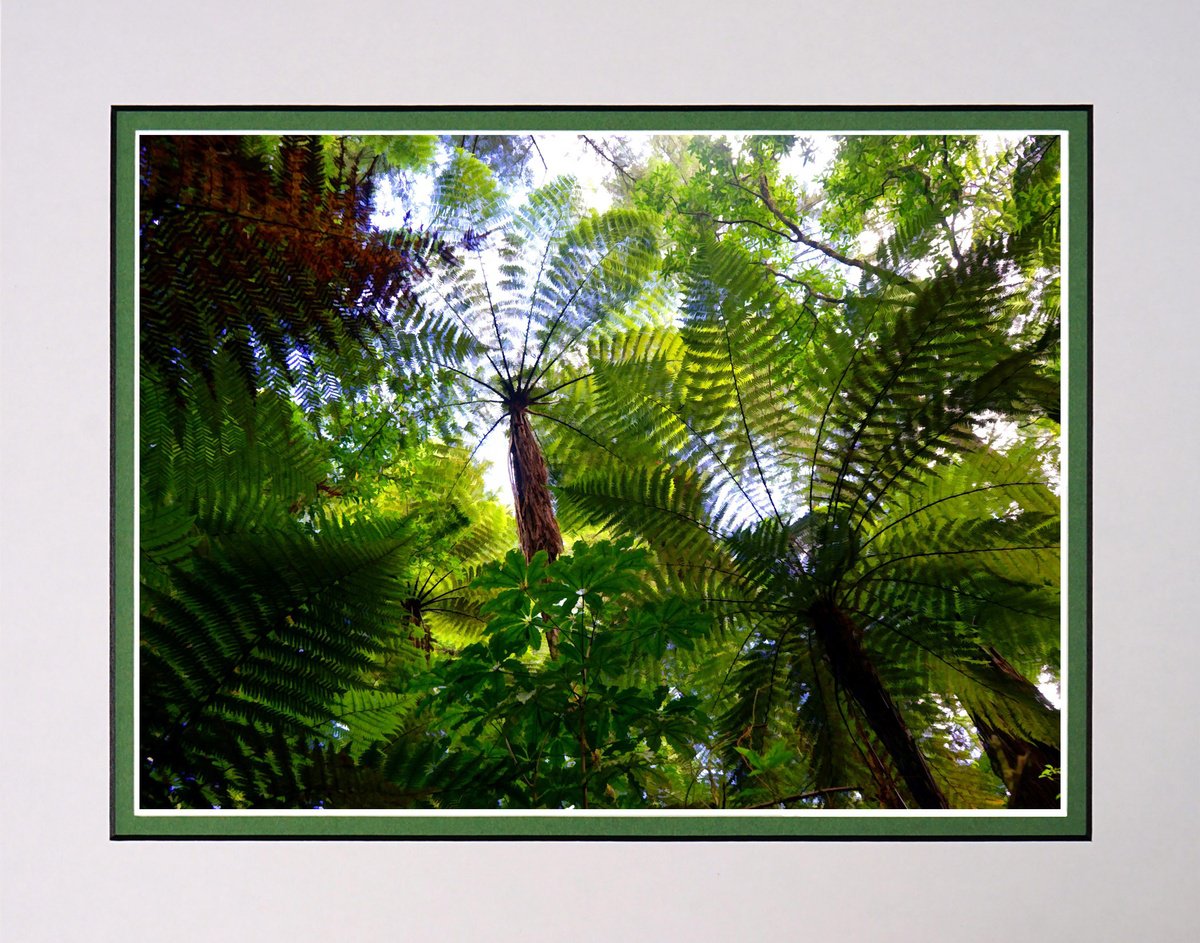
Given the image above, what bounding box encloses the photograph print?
[116,108,1087,838]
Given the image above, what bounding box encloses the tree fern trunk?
[403,598,432,663]
[969,647,1061,809]
[507,406,565,657]
[973,717,1060,809]
[810,600,949,809]
[854,714,907,809]
[507,406,564,564]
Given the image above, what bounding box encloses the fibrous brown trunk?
[969,647,1061,809]
[974,718,1060,809]
[507,406,564,657]
[403,598,431,663]
[810,600,949,810]
[507,406,564,565]
[854,714,907,809]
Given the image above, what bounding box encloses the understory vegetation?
[138,130,1062,810]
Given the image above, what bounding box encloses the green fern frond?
[381,735,520,808]
[140,135,449,408]
[324,689,417,760]
[139,509,460,808]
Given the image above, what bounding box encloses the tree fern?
[139,350,479,808]
[140,135,451,409]
[140,508,468,807]
[394,175,662,564]
[548,156,1061,807]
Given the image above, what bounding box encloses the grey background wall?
[2,2,1195,939]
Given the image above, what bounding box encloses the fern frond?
[140,135,448,407]
[139,510,459,807]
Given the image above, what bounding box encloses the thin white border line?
[129,126,1070,820]
[133,132,142,808]
[136,807,1068,818]
[139,128,1072,137]
[1059,132,1070,806]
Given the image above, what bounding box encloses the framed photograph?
[113,106,1089,839]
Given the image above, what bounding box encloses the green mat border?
[112,106,1091,840]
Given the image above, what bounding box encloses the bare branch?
[580,135,640,187]
[752,175,913,287]
[747,786,864,809]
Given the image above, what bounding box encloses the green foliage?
[354,134,439,174]
[440,134,542,187]
[396,176,662,392]
[820,134,1062,276]
[137,132,1063,811]
[138,382,499,809]
[376,539,711,808]
[140,134,453,411]
[550,139,1062,808]
[430,149,510,237]
[139,375,446,804]
[625,134,814,277]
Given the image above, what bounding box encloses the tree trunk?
[968,647,1061,809]
[507,406,564,564]
[507,406,564,657]
[854,714,907,809]
[403,598,431,663]
[810,600,949,809]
